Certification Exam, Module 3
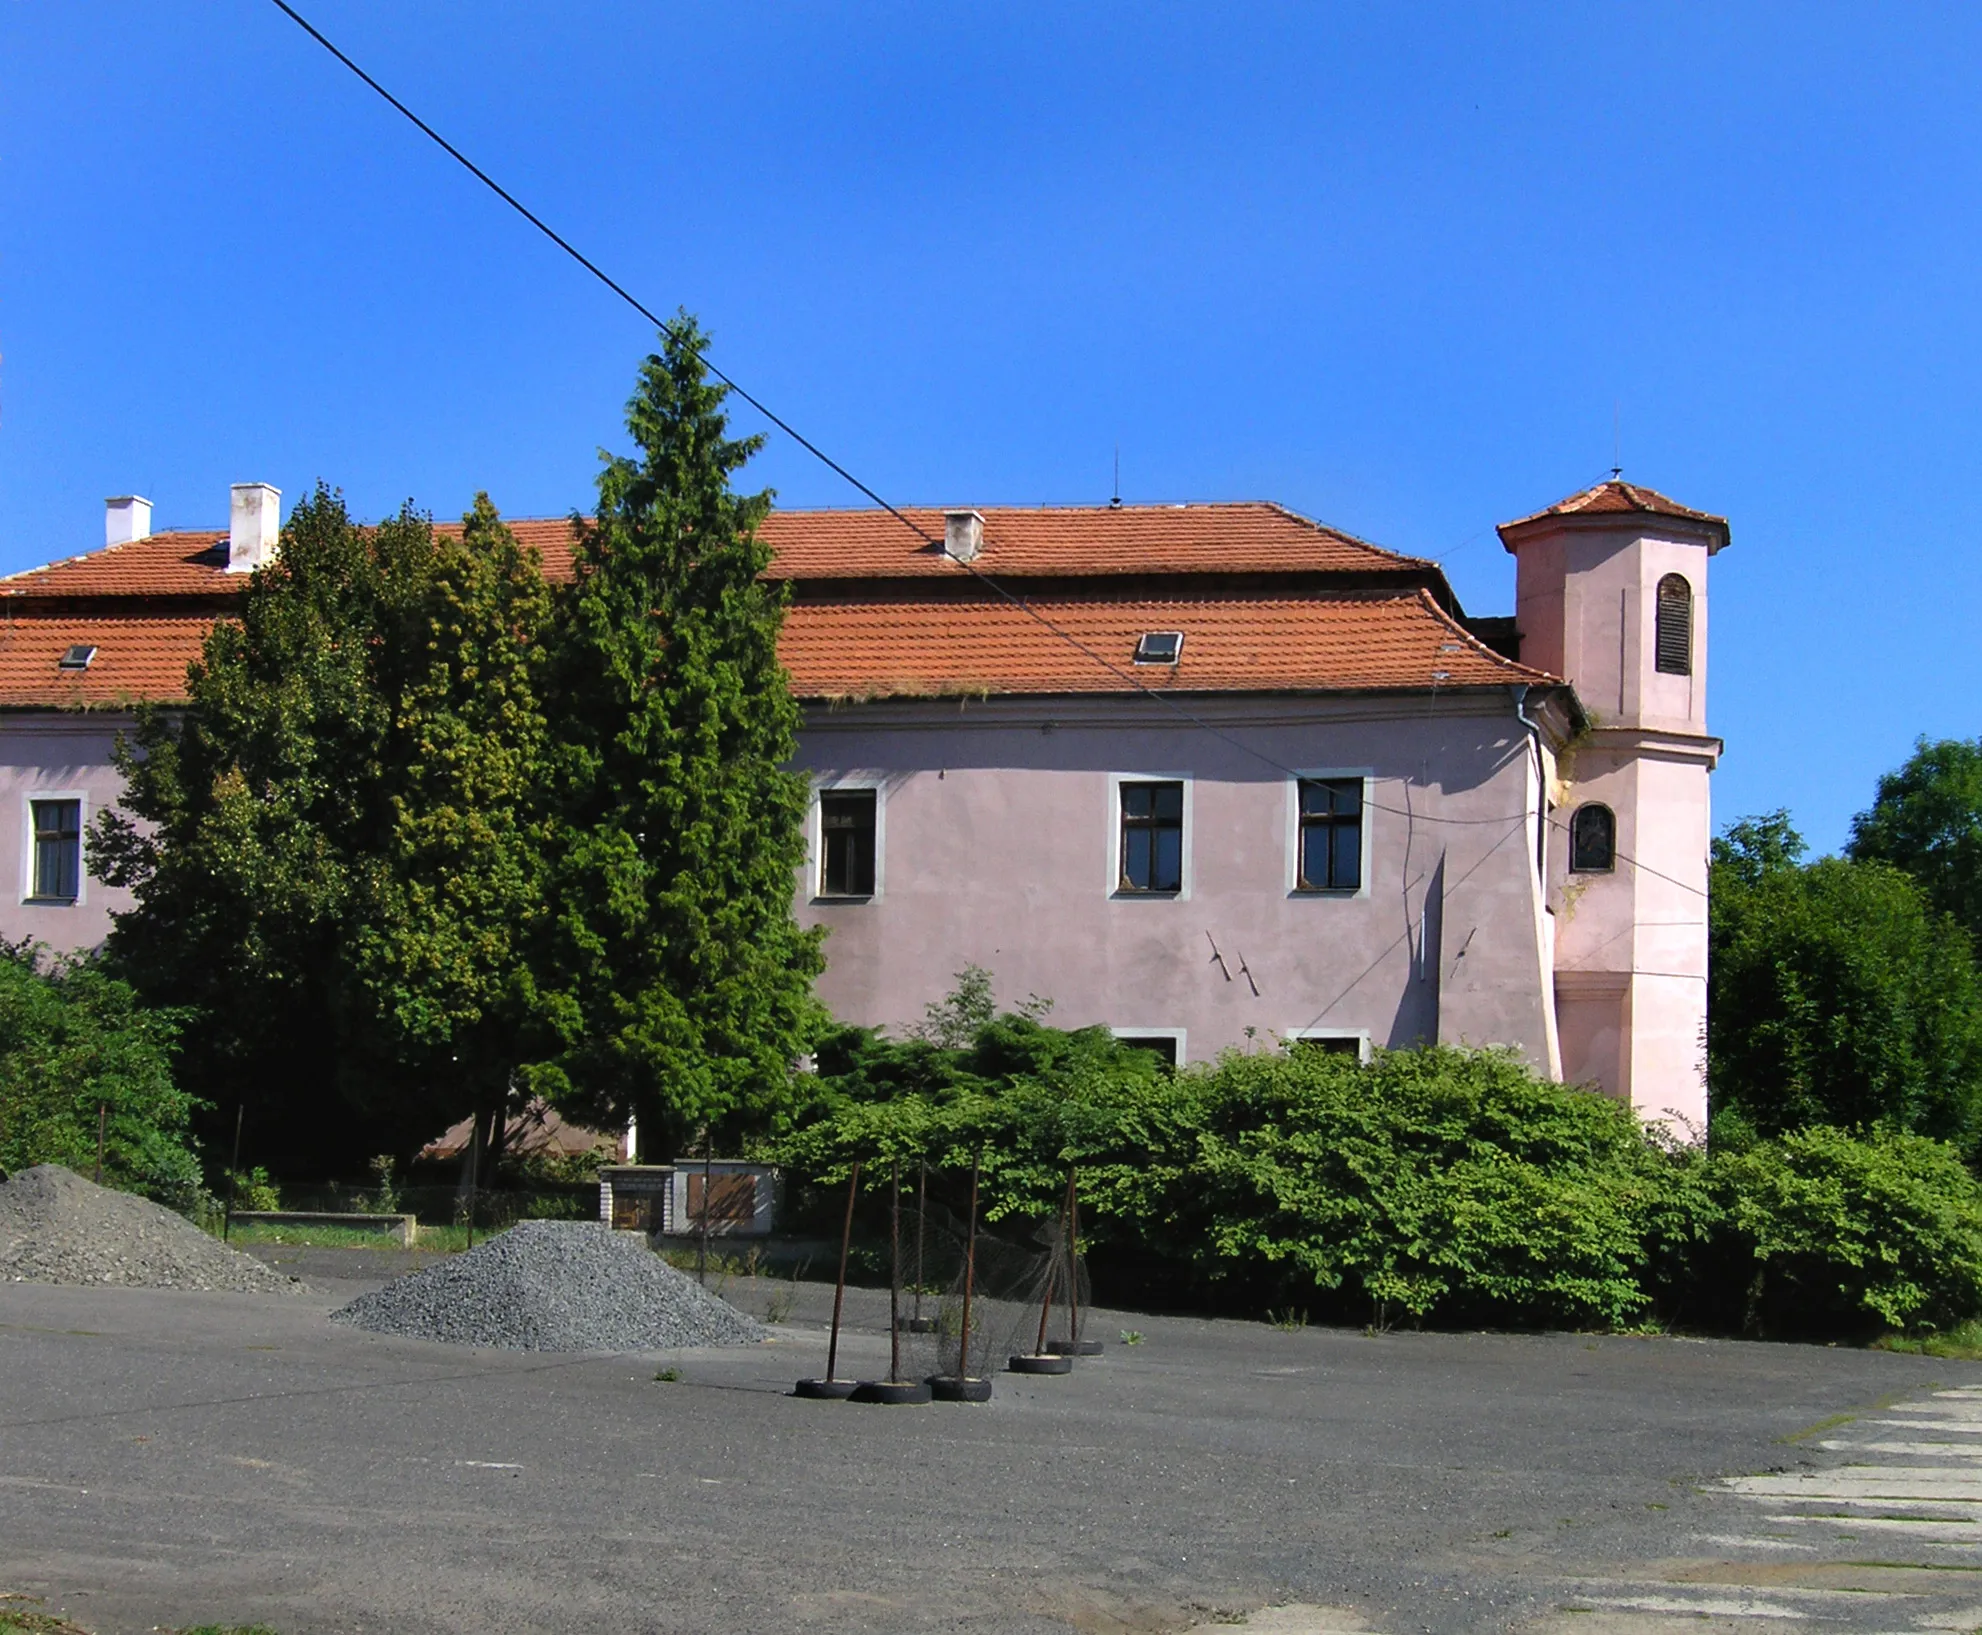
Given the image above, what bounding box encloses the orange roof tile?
[755,502,1432,581]
[780,590,1548,699]
[0,532,235,600]
[0,616,216,708]
[0,592,1551,711]
[0,502,1428,602]
[1498,479,1728,546]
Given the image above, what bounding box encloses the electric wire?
[263,0,1705,906]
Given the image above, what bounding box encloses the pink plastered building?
[0,480,1723,1128]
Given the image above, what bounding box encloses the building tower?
[1498,481,1728,1132]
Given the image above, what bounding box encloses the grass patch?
[0,1602,88,1635]
[217,1222,471,1252]
[1873,1320,1982,1361]
[1779,1389,1920,1443]
[0,1598,276,1635]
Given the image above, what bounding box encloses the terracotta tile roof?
[1498,479,1728,544]
[0,591,1551,711]
[1,503,1424,603]
[754,502,1433,581]
[780,590,1549,699]
[0,502,1539,711]
[0,616,216,707]
[0,520,586,602]
[0,532,235,600]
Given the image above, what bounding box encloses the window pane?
[1330,823,1360,890]
[1300,824,1325,889]
[1152,828,1182,891]
[819,791,876,894]
[1123,827,1152,889]
[1570,804,1614,872]
[1152,783,1183,821]
[31,799,80,900]
[1122,783,1152,819]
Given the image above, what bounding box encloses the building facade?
[0,481,1722,1128]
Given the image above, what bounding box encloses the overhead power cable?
[263,0,1703,904]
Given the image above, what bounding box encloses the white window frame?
[1286,769,1372,899]
[1107,771,1193,900]
[21,789,88,907]
[1283,1026,1372,1064]
[1110,1026,1187,1066]
[809,774,886,903]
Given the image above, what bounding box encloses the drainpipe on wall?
[1511,684,1546,884]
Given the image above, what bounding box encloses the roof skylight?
[57,644,97,672]
[1133,632,1183,665]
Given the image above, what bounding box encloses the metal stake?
[825,1160,861,1385]
[93,1101,107,1185]
[957,1149,981,1382]
[222,1103,245,1242]
[1065,1165,1081,1345]
[888,1155,902,1382]
[912,1156,927,1328]
[1033,1237,1058,1357]
[698,1130,713,1287]
[466,1110,481,1250]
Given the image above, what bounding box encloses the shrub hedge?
[779,1021,1982,1338]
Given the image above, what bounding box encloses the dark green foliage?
[536,318,824,1156]
[787,1012,1192,1228]
[0,945,198,1203]
[91,488,557,1173]
[1849,736,1982,946]
[786,991,1982,1337]
[1709,813,1982,1153]
[1188,1046,1701,1328]
[1709,1125,1982,1335]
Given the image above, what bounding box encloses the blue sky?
[2,3,1976,852]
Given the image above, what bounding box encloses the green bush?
[1190,1045,1709,1329]
[784,992,1982,1339]
[1705,1124,1982,1335]
[0,943,200,1205]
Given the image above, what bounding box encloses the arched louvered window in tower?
[1655,574,1693,676]
[1570,803,1615,873]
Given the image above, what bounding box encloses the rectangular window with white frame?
[812,779,883,901]
[1284,1027,1371,1064]
[1289,772,1370,896]
[1110,773,1191,898]
[23,793,85,905]
[1110,1027,1186,1068]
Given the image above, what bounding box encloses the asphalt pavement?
[3,1244,1980,1634]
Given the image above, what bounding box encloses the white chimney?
[228,483,281,573]
[943,508,984,564]
[104,495,152,547]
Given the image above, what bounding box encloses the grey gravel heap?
[0,1163,304,1294]
[331,1220,766,1351]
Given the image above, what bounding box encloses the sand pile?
[0,1163,303,1293]
[332,1219,765,1351]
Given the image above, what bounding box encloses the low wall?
[230,1210,419,1247]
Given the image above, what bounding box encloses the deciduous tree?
[1709,813,1982,1154]
[91,489,557,1172]
[1849,736,1982,947]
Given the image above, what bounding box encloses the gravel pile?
[0,1164,304,1294]
[331,1220,766,1351]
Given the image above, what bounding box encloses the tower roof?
[1497,480,1728,552]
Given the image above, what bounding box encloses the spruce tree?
[540,317,824,1156]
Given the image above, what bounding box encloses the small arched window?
[1570,803,1615,873]
[1655,574,1692,676]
